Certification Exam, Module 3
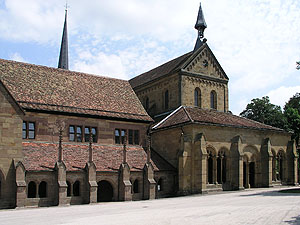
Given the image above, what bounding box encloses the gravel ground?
[0,186,299,225]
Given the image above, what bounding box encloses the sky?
[0,0,299,115]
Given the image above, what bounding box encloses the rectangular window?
[22,121,35,139]
[84,127,97,143]
[121,129,126,144]
[128,130,133,145]
[134,130,139,145]
[69,126,75,141]
[115,129,120,144]
[76,126,82,142]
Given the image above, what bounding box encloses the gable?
[182,44,228,80]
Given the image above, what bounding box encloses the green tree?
[240,96,286,129]
[284,93,300,145]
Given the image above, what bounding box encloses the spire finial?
[194,2,207,51]
[58,7,69,70]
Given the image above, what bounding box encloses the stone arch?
[38,181,47,198]
[194,87,201,107]
[242,145,259,188]
[97,180,114,202]
[133,179,139,194]
[28,181,37,198]
[66,180,71,197]
[206,146,216,184]
[277,149,285,181]
[217,147,229,184]
[73,180,80,197]
[210,90,217,109]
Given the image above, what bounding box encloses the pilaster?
[15,161,26,208]
[261,138,272,187]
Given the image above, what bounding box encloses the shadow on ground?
[239,189,300,197]
[284,215,300,224]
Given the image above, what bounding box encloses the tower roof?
[194,3,207,30]
[194,3,207,51]
[58,9,69,70]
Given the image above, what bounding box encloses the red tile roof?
[129,52,193,89]
[22,142,175,172]
[152,106,286,132]
[0,59,152,122]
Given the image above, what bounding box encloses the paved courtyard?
[0,186,299,225]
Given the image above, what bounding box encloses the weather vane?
[296,61,300,70]
[65,0,69,11]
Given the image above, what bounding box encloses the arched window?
[194,88,201,107]
[133,179,139,193]
[210,91,217,109]
[277,151,284,181]
[38,181,47,198]
[157,178,163,192]
[28,181,36,198]
[67,181,71,197]
[217,151,226,184]
[164,90,169,110]
[73,181,80,196]
[145,97,149,111]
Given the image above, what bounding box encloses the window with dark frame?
[134,130,139,145]
[69,126,75,141]
[22,121,35,139]
[121,129,126,144]
[115,129,121,144]
[84,127,97,143]
[128,130,134,145]
[76,126,82,142]
[164,90,169,110]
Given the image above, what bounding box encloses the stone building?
[0,4,298,209]
[129,4,299,194]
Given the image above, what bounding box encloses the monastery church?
[0,4,298,208]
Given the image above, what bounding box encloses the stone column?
[194,133,207,193]
[261,138,272,187]
[15,161,26,208]
[287,140,299,185]
[55,161,68,206]
[245,162,249,188]
[118,140,132,201]
[213,156,217,184]
[230,136,244,190]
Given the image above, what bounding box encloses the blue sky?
[0,0,299,115]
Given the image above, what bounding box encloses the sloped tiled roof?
[22,142,175,172]
[129,52,193,89]
[152,106,286,132]
[0,59,152,122]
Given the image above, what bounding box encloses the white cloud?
[9,52,26,62]
[267,86,300,108]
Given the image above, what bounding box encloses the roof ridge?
[152,106,183,129]
[182,106,194,123]
[0,58,128,82]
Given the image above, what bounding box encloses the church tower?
[129,3,229,120]
[58,9,69,70]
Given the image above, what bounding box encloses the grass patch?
[279,188,300,194]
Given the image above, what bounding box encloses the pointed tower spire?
[194,3,207,51]
[58,9,69,70]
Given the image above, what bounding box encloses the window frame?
[210,90,217,110]
[84,126,97,143]
[22,121,36,139]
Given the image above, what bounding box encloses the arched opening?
[272,150,276,181]
[243,162,247,188]
[97,180,114,202]
[207,150,214,184]
[133,179,139,193]
[210,90,217,109]
[38,181,47,198]
[217,151,226,184]
[277,151,284,181]
[194,88,201,107]
[66,181,71,197]
[0,179,1,198]
[157,178,163,192]
[28,181,36,198]
[73,181,80,196]
[164,90,169,110]
[249,162,255,187]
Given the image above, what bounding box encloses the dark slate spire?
[58,9,69,70]
[194,3,207,51]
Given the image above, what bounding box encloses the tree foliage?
[284,93,300,144]
[240,96,286,129]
